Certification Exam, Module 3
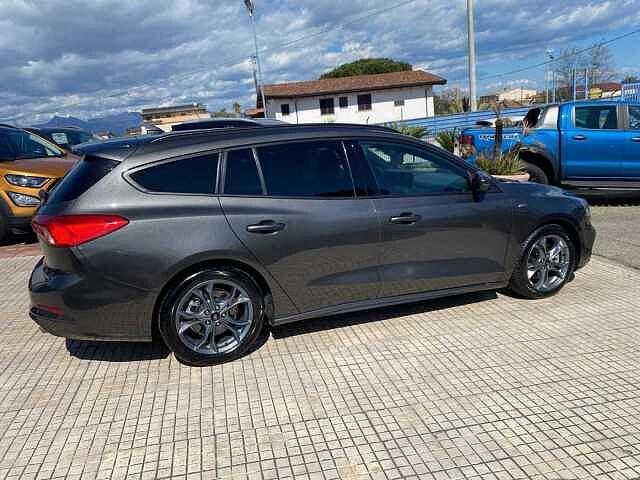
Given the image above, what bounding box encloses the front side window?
[224,149,263,195]
[629,106,640,130]
[319,98,335,115]
[130,153,219,194]
[360,142,470,196]
[357,94,372,111]
[256,141,354,197]
[0,131,63,160]
[575,106,618,130]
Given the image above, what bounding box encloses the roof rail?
[150,122,401,144]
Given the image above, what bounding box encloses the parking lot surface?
[0,249,638,480]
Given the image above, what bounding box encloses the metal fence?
[622,82,640,102]
[392,106,532,142]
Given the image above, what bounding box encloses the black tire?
[524,163,549,184]
[508,224,576,300]
[0,213,11,245]
[158,267,265,366]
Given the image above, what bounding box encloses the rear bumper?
[29,257,155,342]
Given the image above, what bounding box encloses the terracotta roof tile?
[263,70,446,99]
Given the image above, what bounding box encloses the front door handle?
[632,137,640,143]
[573,134,587,141]
[246,220,285,234]
[390,213,421,225]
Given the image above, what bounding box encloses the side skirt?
[271,281,507,326]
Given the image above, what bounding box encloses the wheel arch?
[519,148,558,185]
[152,258,277,340]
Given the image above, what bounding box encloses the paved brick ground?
[0,254,639,480]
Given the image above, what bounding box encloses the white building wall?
[266,86,435,124]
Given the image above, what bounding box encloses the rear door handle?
[573,135,587,141]
[246,220,285,234]
[390,213,421,225]
[632,137,640,143]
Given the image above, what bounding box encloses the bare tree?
[554,43,616,98]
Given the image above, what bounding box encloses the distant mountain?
[34,112,142,136]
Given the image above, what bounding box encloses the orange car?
[0,125,77,242]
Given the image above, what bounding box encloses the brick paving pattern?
[0,253,638,479]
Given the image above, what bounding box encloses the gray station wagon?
[29,124,595,365]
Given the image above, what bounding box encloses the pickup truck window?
[575,106,618,130]
[629,106,640,129]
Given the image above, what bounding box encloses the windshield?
[0,130,64,160]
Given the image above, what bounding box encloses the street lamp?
[244,0,267,117]
[466,0,478,111]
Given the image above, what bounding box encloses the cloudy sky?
[1,0,639,124]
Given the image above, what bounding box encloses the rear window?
[129,153,219,194]
[47,155,118,204]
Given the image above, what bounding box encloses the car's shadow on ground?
[271,290,498,340]
[65,338,171,362]
[577,190,640,206]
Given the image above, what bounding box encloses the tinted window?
[339,97,348,108]
[257,141,354,197]
[629,106,640,130]
[0,130,63,160]
[360,142,469,195]
[357,94,372,111]
[224,149,263,195]
[575,106,618,129]
[280,104,290,116]
[320,98,334,115]
[130,154,218,194]
[49,131,93,147]
[48,155,119,204]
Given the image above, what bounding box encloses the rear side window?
[48,155,118,204]
[224,149,263,195]
[256,141,354,198]
[575,106,618,130]
[130,153,219,194]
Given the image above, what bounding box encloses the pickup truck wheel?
[524,163,549,184]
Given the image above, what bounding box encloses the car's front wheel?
[509,224,576,299]
[158,268,265,366]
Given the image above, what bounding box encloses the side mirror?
[471,171,492,193]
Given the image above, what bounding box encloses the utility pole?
[466,0,478,111]
[244,0,267,117]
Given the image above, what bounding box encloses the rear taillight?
[32,214,129,247]
[459,134,476,158]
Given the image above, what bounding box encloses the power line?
[479,26,640,81]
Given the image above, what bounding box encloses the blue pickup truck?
[458,100,640,186]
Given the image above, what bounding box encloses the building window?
[357,94,372,111]
[339,97,348,108]
[319,98,335,115]
[280,104,290,116]
[394,99,405,107]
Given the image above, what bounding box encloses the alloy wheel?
[174,279,253,355]
[527,234,571,293]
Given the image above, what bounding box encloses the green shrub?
[475,148,525,176]
[435,131,455,152]
[386,122,428,139]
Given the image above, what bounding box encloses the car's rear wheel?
[158,268,264,366]
[509,224,576,299]
[523,163,549,184]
